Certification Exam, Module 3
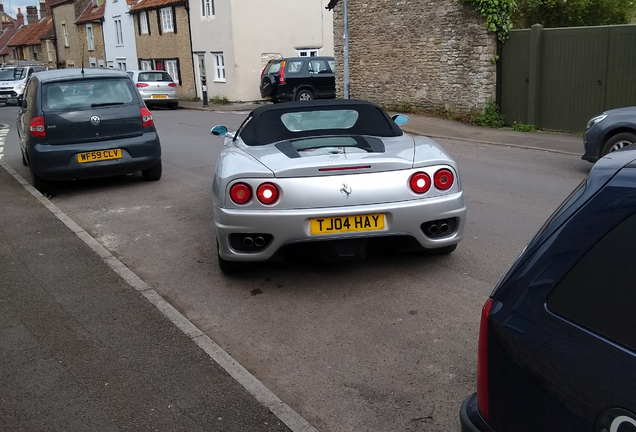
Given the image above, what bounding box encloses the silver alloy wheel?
[609,139,633,152]
[298,91,312,101]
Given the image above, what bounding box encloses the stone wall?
[133,6,196,99]
[332,0,497,114]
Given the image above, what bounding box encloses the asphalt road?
[0,106,592,432]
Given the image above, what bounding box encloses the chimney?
[39,1,47,19]
[16,7,24,27]
[26,5,38,24]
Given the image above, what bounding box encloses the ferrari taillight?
[434,168,454,190]
[230,183,252,204]
[477,298,493,422]
[256,182,279,205]
[409,172,431,194]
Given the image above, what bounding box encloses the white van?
[0,64,46,103]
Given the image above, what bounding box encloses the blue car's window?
[548,212,636,352]
[281,110,359,132]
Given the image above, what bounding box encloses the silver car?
[127,70,179,110]
[211,99,466,272]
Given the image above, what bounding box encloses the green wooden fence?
[500,24,636,133]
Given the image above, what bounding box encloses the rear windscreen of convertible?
[239,100,403,146]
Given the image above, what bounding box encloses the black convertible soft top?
[239,99,404,146]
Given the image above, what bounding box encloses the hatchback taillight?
[141,107,153,128]
[434,168,454,190]
[409,172,431,194]
[168,83,176,87]
[230,183,252,204]
[477,298,493,422]
[136,83,149,87]
[256,182,279,205]
[29,116,46,138]
[280,61,286,84]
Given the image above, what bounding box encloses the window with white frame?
[213,53,225,82]
[140,11,149,34]
[46,40,53,62]
[202,0,214,17]
[62,22,69,47]
[89,57,97,67]
[166,59,179,83]
[140,60,152,70]
[160,7,174,33]
[32,46,38,61]
[98,59,105,67]
[118,61,126,70]
[115,20,123,44]
[298,49,319,57]
[86,24,94,50]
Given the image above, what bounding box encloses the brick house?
[75,0,106,67]
[129,0,195,98]
[329,1,497,114]
[0,4,20,64]
[7,4,56,67]
[50,0,91,68]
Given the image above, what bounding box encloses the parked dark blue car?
[582,106,636,163]
[460,147,636,431]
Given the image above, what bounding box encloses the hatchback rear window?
[138,72,173,82]
[264,62,281,75]
[43,78,136,111]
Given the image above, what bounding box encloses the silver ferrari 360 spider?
[211,99,466,272]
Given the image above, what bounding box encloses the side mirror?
[391,114,409,125]
[6,98,19,106]
[211,125,229,136]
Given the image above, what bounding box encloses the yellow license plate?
[152,95,168,99]
[77,149,122,163]
[310,213,385,235]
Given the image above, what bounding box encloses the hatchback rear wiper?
[91,102,125,107]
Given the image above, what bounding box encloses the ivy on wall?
[461,0,517,41]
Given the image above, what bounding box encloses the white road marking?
[0,156,319,432]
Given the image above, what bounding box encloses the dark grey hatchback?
[16,68,162,193]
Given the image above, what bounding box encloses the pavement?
[0,102,584,432]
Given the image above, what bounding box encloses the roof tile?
[130,0,183,12]
[0,26,21,56]
[8,19,53,47]
[75,2,105,24]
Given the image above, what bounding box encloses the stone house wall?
[52,2,83,67]
[133,6,196,99]
[332,0,497,114]
[77,22,106,67]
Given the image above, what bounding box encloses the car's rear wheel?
[601,132,636,157]
[142,160,162,181]
[29,163,53,195]
[296,89,314,101]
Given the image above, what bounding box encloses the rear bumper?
[28,132,161,181]
[215,192,466,262]
[460,393,497,432]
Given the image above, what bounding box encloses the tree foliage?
[462,0,518,41]
[513,0,636,28]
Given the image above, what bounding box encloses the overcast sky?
[3,0,42,20]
